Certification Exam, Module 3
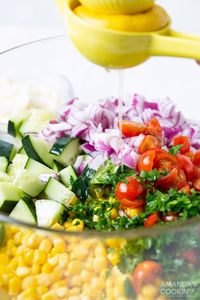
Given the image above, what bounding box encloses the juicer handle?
[149,29,200,61]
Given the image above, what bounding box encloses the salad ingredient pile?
[0,94,199,230]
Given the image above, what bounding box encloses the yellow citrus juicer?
[58,0,200,69]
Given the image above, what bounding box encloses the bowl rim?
[0,35,199,238]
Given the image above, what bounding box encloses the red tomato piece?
[132,261,163,293]
[146,118,162,141]
[179,183,190,194]
[155,168,178,191]
[138,135,160,154]
[177,155,195,180]
[173,136,191,154]
[120,121,146,137]
[144,213,159,228]
[120,198,145,208]
[193,178,200,191]
[115,177,144,201]
[193,151,200,166]
[185,151,194,160]
[154,149,179,171]
[138,149,156,172]
[161,212,178,222]
[181,249,199,265]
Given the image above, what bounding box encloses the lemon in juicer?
[63,0,200,69]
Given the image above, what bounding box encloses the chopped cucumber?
[52,161,63,172]
[7,154,28,177]
[44,177,76,207]
[10,197,36,224]
[0,172,13,182]
[0,140,16,161]
[14,170,45,197]
[59,165,77,188]
[50,137,80,167]
[72,165,95,201]
[35,199,65,227]
[0,183,23,213]
[22,135,54,167]
[0,157,8,172]
[7,109,31,137]
[18,147,26,154]
[19,120,49,136]
[25,158,56,177]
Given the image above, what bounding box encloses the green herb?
[169,144,183,155]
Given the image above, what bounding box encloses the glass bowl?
[0,36,199,300]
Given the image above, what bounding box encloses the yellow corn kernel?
[17,256,26,267]
[8,276,22,295]
[55,287,68,297]
[51,245,65,255]
[110,208,118,219]
[95,246,107,257]
[0,254,9,266]
[39,239,53,253]
[51,223,64,230]
[80,270,93,282]
[19,287,38,300]
[8,257,18,269]
[105,239,120,248]
[141,284,159,299]
[41,262,52,273]
[33,249,47,265]
[24,249,34,266]
[31,263,41,275]
[71,219,84,231]
[58,253,69,268]
[36,286,49,295]
[71,196,78,205]
[42,291,59,300]
[68,287,81,297]
[91,277,105,290]
[22,276,37,290]
[125,207,143,218]
[36,273,54,287]
[16,266,30,277]
[14,231,25,246]
[16,245,28,256]
[63,221,72,229]
[70,275,83,288]
[52,280,68,289]
[107,249,120,266]
[48,255,59,266]
[27,234,40,249]
[93,257,107,273]
[68,261,85,275]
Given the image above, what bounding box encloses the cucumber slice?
[18,147,26,154]
[14,170,45,197]
[22,135,54,167]
[0,157,8,172]
[50,137,80,167]
[7,154,28,177]
[25,158,56,177]
[0,172,13,182]
[0,183,23,213]
[10,197,36,224]
[52,161,64,172]
[44,177,76,207]
[0,223,5,246]
[35,199,65,227]
[0,140,16,161]
[7,109,31,137]
[19,120,49,136]
[59,165,77,188]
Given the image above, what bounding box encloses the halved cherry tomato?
[181,249,199,265]
[155,168,178,191]
[146,118,162,141]
[120,121,146,137]
[193,150,200,166]
[120,198,145,208]
[161,212,178,222]
[115,177,144,201]
[154,149,179,171]
[177,155,195,180]
[193,178,200,191]
[179,183,190,194]
[144,213,159,228]
[138,149,156,172]
[173,136,190,154]
[132,261,163,293]
[138,135,160,154]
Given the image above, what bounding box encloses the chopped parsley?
[169,144,183,155]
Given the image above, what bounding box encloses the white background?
[0,0,200,119]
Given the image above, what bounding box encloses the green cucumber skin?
[0,223,5,246]
[8,121,16,137]
[22,135,44,164]
[21,197,37,221]
[0,200,18,213]
[0,140,14,161]
[50,137,72,156]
